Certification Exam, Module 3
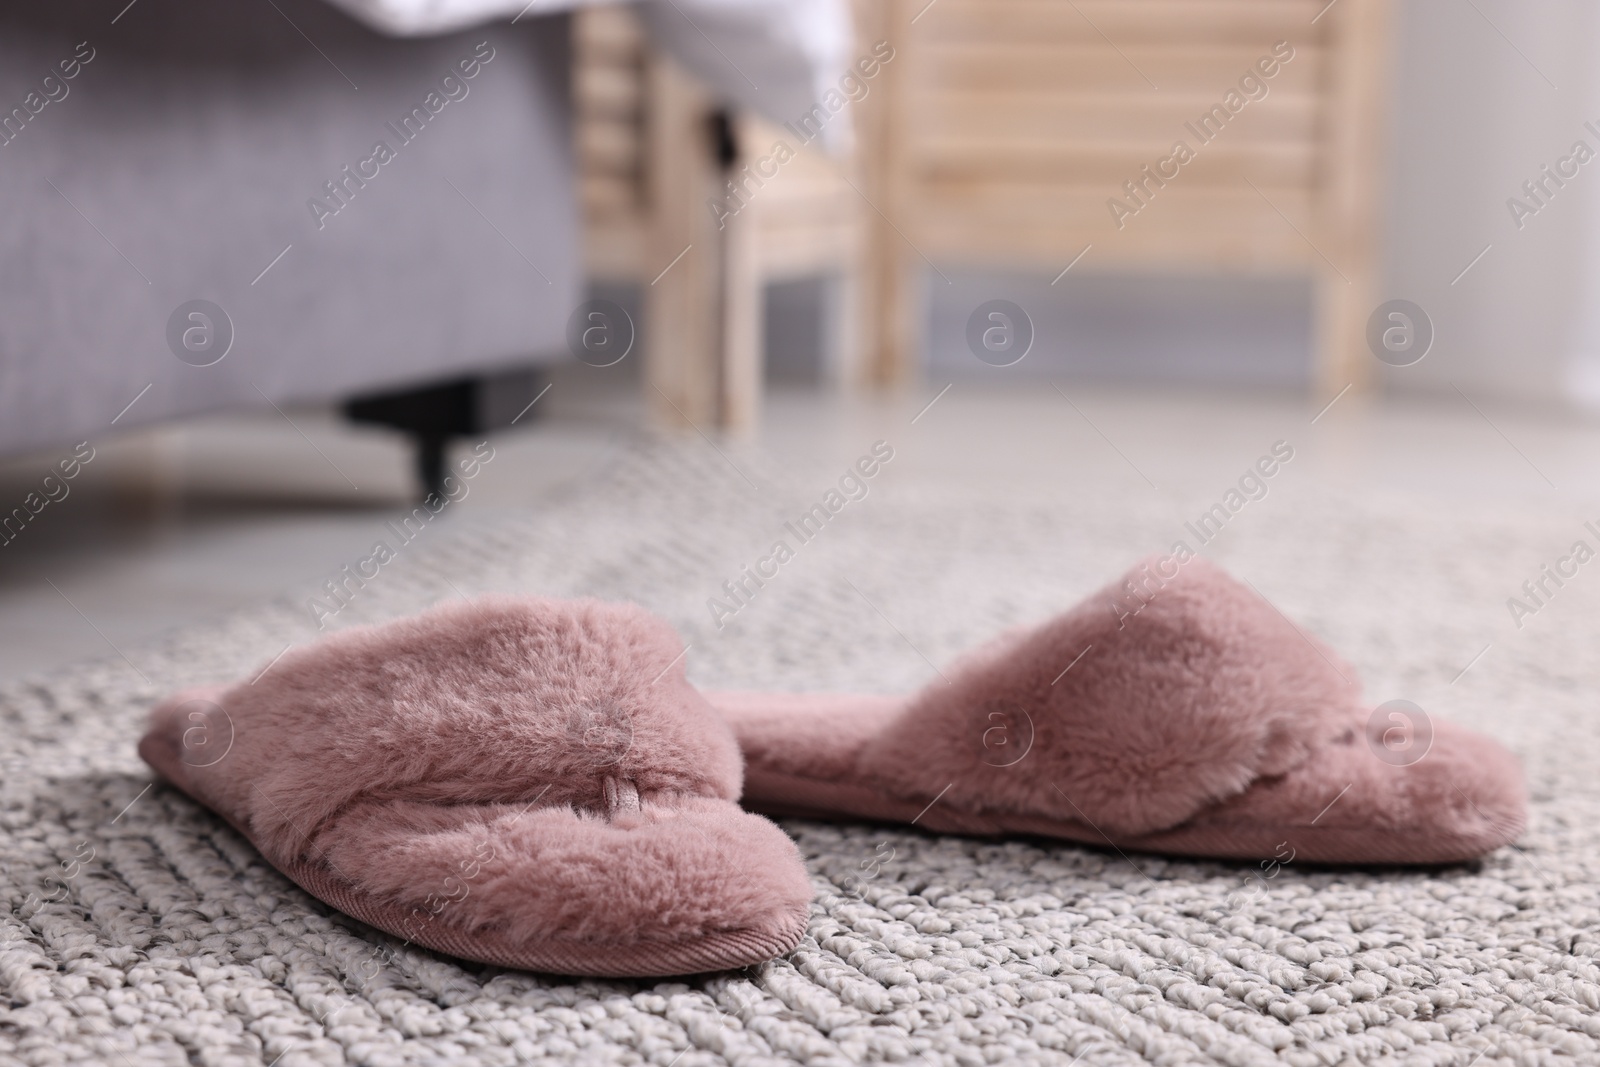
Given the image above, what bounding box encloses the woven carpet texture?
[3,438,1598,1066]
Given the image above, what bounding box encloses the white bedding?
[321,0,851,134]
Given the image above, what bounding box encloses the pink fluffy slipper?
[138,597,813,978]
[711,557,1526,865]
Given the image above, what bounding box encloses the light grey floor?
[0,367,1595,685]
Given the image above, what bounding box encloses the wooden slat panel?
[581,174,638,216]
[748,185,855,222]
[583,216,648,279]
[574,65,641,119]
[754,161,855,200]
[915,92,1318,143]
[575,6,646,237]
[918,228,1319,269]
[915,181,1316,229]
[920,1,1324,44]
[915,43,1322,95]
[916,140,1318,187]
[913,183,1322,266]
[574,5,644,56]
[915,180,1315,215]
[578,122,640,175]
[916,221,1318,269]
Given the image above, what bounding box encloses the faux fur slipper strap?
[711,557,1526,865]
[138,596,813,978]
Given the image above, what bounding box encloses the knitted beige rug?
[3,437,1597,1066]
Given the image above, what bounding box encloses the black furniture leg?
[343,368,545,501]
[414,433,449,501]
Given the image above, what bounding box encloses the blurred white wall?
[1383,0,1600,408]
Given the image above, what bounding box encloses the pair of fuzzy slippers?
[139,557,1525,979]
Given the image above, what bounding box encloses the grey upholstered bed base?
[0,0,577,457]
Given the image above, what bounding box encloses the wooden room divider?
[854,0,1391,396]
[574,6,862,433]
[574,0,1390,430]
